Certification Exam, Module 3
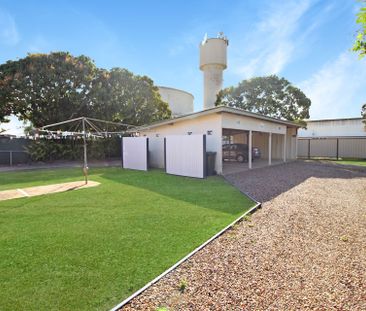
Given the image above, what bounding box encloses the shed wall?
[298,119,366,137]
[140,114,223,173]
[221,113,287,134]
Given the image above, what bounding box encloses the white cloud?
[230,0,314,78]
[300,52,366,119]
[0,9,19,45]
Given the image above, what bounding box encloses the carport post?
[268,133,272,165]
[248,130,252,169]
[283,133,287,162]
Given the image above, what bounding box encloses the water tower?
[199,32,228,110]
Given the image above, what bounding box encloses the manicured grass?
[0,168,253,311]
[334,159,366,167]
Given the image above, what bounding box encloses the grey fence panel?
[0,151,29,166]
[297,139,309,158]
[310,138,337,158]
[339,138,366,158]
[297,137,366,159]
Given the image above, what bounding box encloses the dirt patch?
[0,181,100,201]
[121,161,366,310]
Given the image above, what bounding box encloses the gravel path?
[122,161,366,310]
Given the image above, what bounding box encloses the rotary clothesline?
[36,129,123,139]
[39,116,135,184]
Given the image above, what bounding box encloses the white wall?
[221,113,287,135]
[286,127,297,160]
[299,118,366,137]
[165,135,206,178]
[253,132,269,159]
[271,134,283,160]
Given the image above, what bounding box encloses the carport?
[222,128,287,174]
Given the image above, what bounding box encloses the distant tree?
[361,103,366,125]
[353,1,366,58]
[23,122,35,136]
[216,75,311,121]
[90,68,171,125]
[0,52,171,128]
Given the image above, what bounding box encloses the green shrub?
[25,137,121,162]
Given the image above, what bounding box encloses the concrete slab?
[0,181,100,201]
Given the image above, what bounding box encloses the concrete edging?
[109,199,261,311]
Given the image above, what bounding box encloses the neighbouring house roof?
[133,106,301,131]
[305,117,363,123]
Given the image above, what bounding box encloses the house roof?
[305,117,363,123]
[133,106,301,131]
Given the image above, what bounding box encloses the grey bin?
[206,152,217,176]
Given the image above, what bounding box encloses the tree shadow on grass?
[100,169,253,216]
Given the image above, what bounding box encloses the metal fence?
[0,137,30,166]
[0,150,29,166]
[298,137,366,159]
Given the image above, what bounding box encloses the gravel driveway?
[122,161,366,310]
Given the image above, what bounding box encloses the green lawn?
[0,167,253,311]
[334,159,366,167]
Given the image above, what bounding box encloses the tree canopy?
[215,75,311,121]
[353,1,366,58]
[0,52,171,127]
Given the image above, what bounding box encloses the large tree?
[353,1,366,58]
[216,75,311,121]
[361,103,366,125]
[89,68,171,125]
[0,52,97,127]
[0,52,171,128]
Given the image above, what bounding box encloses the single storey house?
[135,106,300,175]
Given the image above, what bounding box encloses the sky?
[0,0,365,134]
